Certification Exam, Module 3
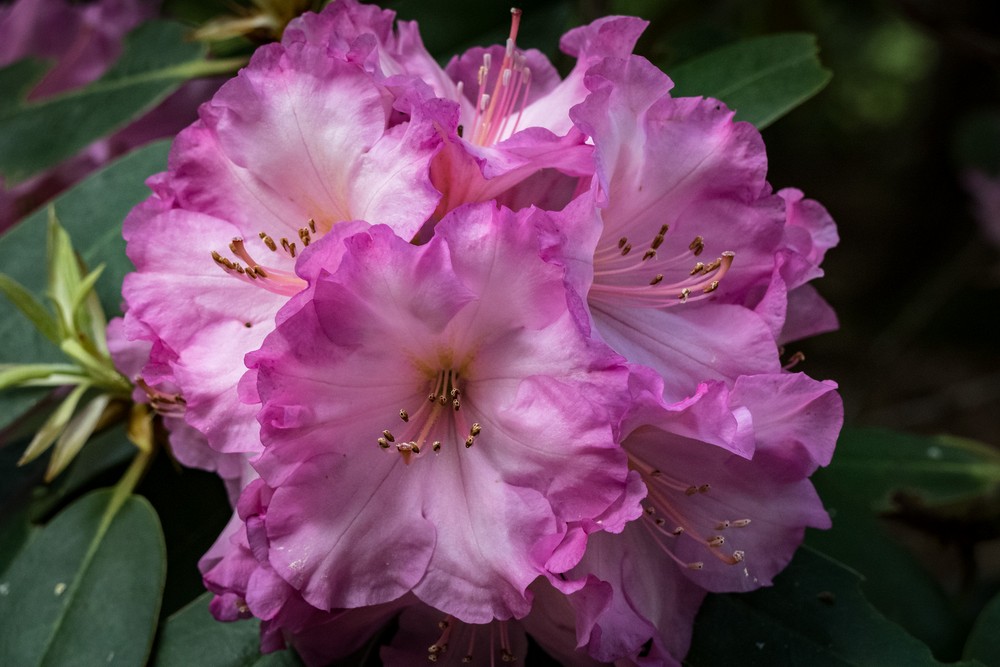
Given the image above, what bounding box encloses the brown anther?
[254,266,268,278]
[452,399,461,411]
[617,236,628,249]
[731,550,745,563]
[308,219,317,233]
[654,518,666,526]
[698,483,711,493]
[679,288,691,302]
[298,227,311,246]
[732,519,752,527]
[399,410,409,422]
[658,224,669,235]
[377,437,390,449]
[703,281,719,293]
[432,441,442,452]
[644,506,656,515]
[465,436,475,448]
[708,535,725,547]
[651,234,665,250]
[650,469,661,476]
[259,232,277,251]
[672,526,685,536]
[642,249,657,261]
[689,236,705,256]
[650,274,664,286]
[246,270,258,280]
[211,250,226,265]
[687,562,704,570]
[716,520,731,530]
[685,486,699,496]
[621,243,632,256]
[382,430,395,442]
[450,388,460,398]
[428,654,439,663]
[470,423,482,436]
[428,393,437,403]
[428,644,442,654]
[457,124,464,138]
[235,264,246,274]
[704,258,722,272]
[690,262,706,275]
[438,620,450,630]
[462,657,472,664]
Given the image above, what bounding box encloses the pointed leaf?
[18,384,89,466]
[668,33,832,129]
[46,393,114,481]
[0,21,241,184]
[69,264,106,339]
[0,489,166,666]
[687,547,971,666]
[0,364,83,392]
[0,273,60,345]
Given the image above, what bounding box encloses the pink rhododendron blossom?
[244,203,638,622]
[116,1,843,663]
[0,0,217,231]
[120,16,442,472]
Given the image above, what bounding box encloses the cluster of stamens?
[427,616,517,663]
[633,461,750,571]
[591,223,735,307]
[135,378,186,417]
[459,8,533,147]
[209,220,317,296]
[377,369,482,464]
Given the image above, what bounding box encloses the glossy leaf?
[687,547,965,666]
[0,488,166,666]
[153,593,303,667]
[668,33,832,129]
[808,428,1000,658]
[0,21,239,184]
[0,141,170,438]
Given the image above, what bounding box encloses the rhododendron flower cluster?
[115,0,843,664]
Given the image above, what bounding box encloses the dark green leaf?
[964,591,1000,664]
[808,428,1000,659]
[0,141,169,437]
[687,547,969,666]
[0,488,166,666]
[0,59,49,113]
[153,593,303,667]
[0,21,236,184]
[668,33,831,129]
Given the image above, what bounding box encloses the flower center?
[209,220,317,296]
[589,224,735,308]
[427,614,519,663]
[462,8,533,147]
[630,453,749,571]
[376,368,482,465]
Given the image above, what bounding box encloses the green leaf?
[808,428,1000,659]
[0,21,240,184]
[964,591,1000,664]
[46,393,114,481]
[0,273,60,345]
[0,59,49,113]
[153,593,303,667]
[668,33,832,130]
[0,141,170,438]
[18,384,90,466]
[0,364,84,391]
[686,547,970,666]
[0,488,166,666]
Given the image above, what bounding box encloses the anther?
[690,262,706,275]
[708,536,725,547]
[452,399,461,411]
[432,441,442,452]
[672,527,685,536]
[689,236,705,256]
[308,219,317,233]
[457,124,464,138]
[716,520,731,530]
[259,232,277,251]
[621,243,632,256]
[685,486,698,496]
[732,550,745,563]
[400,409,409,422]
[687,562,705,570]
[642,249,656,261]
[465,436,475,448]
[650,274,664,285]
[470,423,482,436]
[617,236,628,249]
[298,227,311,246]
[703,281,719,293]
[732,519,752,527]
[655,518,666,526]
[679,288,691,302]
[698,483,711,493]
[383,430,395,442]
[377,437,390,449]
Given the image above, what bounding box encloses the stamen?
[210,234,306,296]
